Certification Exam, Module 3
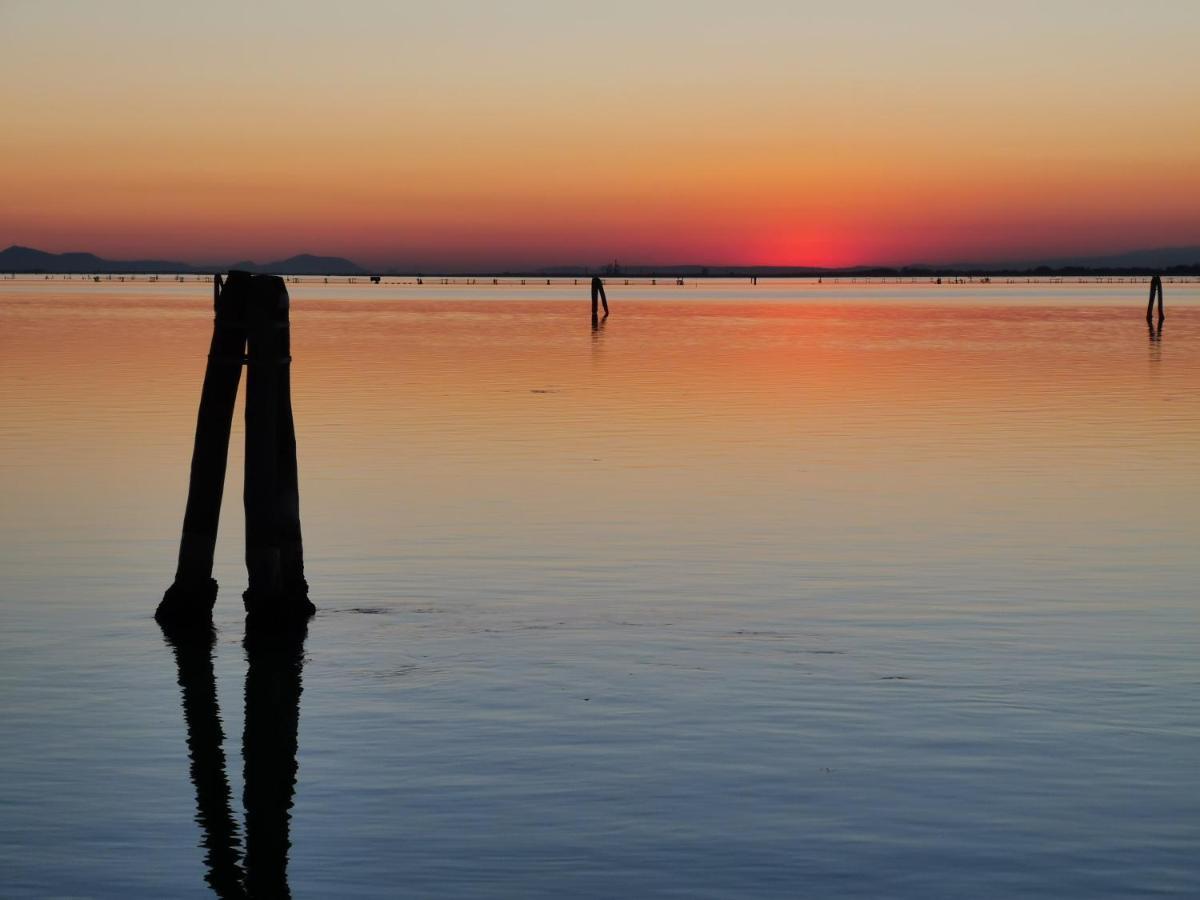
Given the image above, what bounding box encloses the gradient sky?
[2,0,1198,269]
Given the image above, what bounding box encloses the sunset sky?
[2,1,1198,270]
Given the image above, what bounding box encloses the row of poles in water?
[154,272,617,631]
[148,271,1169,900]
[157,272,1167,630]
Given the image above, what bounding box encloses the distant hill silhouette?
[0,245,195,274]
[0,245,364,275]
[2,243,1198,277]
[247,254,365,275]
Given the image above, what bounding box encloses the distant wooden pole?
[590,275,609,326]
[1146,275,1164,323]
[158,274,248,623]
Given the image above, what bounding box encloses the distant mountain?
[220,254,365,275]
[0,245,365,275]
[249,254,364,275]
[0,244,195,274]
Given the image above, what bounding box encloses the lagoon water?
[1,279,1197,898]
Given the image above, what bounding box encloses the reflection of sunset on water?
[3,281,1197,588]
[2,280,1199,897]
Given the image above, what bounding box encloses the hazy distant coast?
[2,243,1199,278]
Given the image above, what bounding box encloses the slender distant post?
[158,274,248,624]
[590,275,609,326]
[1146,275,1164,323]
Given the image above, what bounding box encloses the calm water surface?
[1,280,1197,898]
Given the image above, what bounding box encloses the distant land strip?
[2,244,1199,278]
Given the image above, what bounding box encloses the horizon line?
[4,242,1200,277]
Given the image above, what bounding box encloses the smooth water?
[1,280,1197,898]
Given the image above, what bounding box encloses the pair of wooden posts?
[157,271,313,626]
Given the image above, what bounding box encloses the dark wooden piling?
[590,275,609,326]
[273,287,310,611]
[160,271,312,627]
[1146,275,1164,323]
[243,274,313,622]
[243,276,285,615]
[158,274,248,624]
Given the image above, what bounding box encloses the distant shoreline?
[2,244,1198,279]
[4,272,1199,284]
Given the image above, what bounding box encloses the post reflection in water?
[1148,318,1164,345]
[160,622,308,900]
[242,626,307,900]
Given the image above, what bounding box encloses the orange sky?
[1,1,1198,269]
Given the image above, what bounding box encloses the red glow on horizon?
[748,230,864,270]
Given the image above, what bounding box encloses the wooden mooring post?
[157,271,313,627]
[1146,275,1164,323]
[590,275,609,327]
